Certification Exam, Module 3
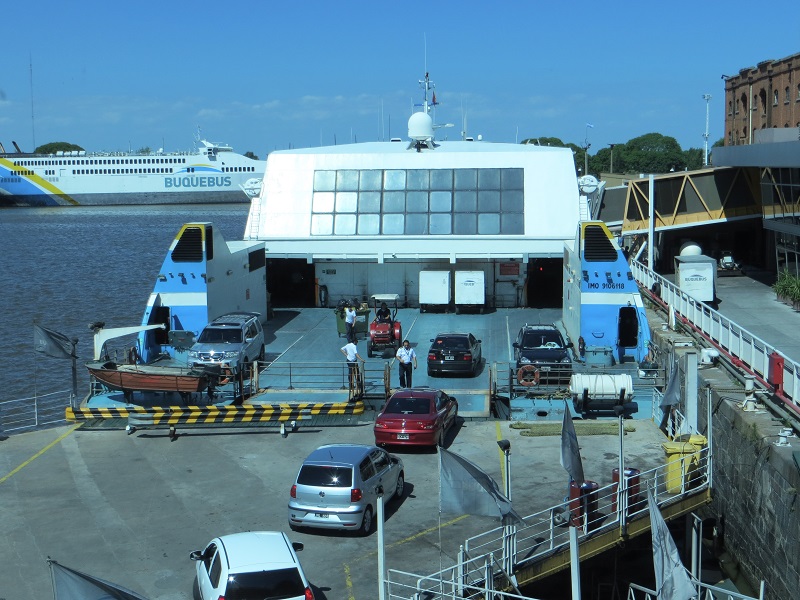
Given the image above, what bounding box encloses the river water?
[0,204,250,405]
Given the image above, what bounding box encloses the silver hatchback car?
[288,444,404,536]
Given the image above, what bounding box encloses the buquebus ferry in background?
[0,135,265,207]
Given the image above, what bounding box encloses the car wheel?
[367,346,374,358]
[359,506,374,536]
[395,472,405,499]
[427,368,435,377]
[192,575,201,600]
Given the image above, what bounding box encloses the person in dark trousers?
[341,339,365,389]
[395,339,417,388]
[376,302,392,324]
[344,305,357,343]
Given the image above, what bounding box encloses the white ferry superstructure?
[0,138,265,207]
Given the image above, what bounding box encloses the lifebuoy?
[517,365,540,386]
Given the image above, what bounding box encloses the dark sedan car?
[427,333,482,376]
[374,387,458,448]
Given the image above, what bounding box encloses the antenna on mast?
[29,53,36,150]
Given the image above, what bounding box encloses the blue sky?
[1,1,799,159]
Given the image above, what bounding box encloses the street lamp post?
[376,485,386,600]
[608,143,617,174]
[583,124,593,176]
[702,94,712,166]
[497,440,515,577]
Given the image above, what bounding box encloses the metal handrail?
[387,447,712,599]
[630,260,800,414]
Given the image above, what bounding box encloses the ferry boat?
[0,136,265,207]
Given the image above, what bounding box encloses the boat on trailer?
[85,360,209,394]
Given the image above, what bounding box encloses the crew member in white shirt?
[395,339,417,388]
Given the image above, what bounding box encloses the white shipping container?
[419,270,451,309]
[454,270,485,310]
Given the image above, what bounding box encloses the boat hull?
[87,361,209,393]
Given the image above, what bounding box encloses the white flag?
[439,448,523,525]
[647,492,696,600]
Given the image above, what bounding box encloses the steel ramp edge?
[511,488,712,588]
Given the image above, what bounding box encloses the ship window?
[359,170,382,191]
[405,213,428,234]
[429,214,451,234]
[311,214,333,235]
[384,170,406,191]
[357,214,380,234]
[334,214,357,235]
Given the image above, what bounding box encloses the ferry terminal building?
[243,139,584,310]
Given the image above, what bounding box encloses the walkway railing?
[630,260,800,414]
[262,360,390,403]
[0,389,73,435]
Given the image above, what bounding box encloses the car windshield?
[435,336,468,350]
[198,328,243,344]
[385,397,432,415]
[297,465,353,487]
[522,331,562,348]
[225,568,305,600]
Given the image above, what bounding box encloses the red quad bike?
[367,294,402,358]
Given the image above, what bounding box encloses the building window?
[773,90,779,106]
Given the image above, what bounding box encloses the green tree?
[35,142,84,154]
[244,151,260,160]
[619,133,686,174]
[683,148,704,170]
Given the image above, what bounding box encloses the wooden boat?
[86,360,209,393]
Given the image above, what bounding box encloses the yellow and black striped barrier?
[66,401,365,424]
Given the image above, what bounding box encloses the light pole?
[608,143,617,174]
[497,440,515,578]
[376,484,386,600]
[583,123,593,176]
[702,94,712,166]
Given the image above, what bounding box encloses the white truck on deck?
[674,255,717,303]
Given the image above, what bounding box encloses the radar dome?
[408,112,434,141]
[679,241,702,256]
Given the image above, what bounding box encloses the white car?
[190,531,314,600]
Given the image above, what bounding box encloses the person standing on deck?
[344,305,357,343]
[395,339,417,388]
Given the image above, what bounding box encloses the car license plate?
[540,366,551,371]
[397,433,409,440]
[444,356,455,361]
[314,513,329,518]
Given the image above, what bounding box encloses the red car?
[374,387,458,448]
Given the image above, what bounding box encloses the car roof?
[432,332,471,338]
[304,443,377,465]
[216,531,297,573]
[520,323,559,331]
[207,312,261,327]
[389,387,439,399]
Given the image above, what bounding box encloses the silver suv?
[188,312,265,372]
[288,444,404,536]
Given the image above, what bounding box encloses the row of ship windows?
[314,167,525,193]
[10,166,257,177]
[310,212,524,236]
[14,157,188,166]
[311,189,524,214]
[10,164,256,173]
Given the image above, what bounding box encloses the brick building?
[724,51,800,145]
